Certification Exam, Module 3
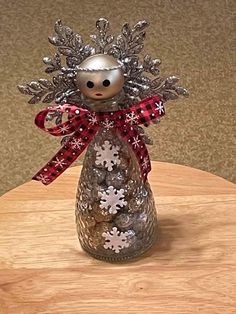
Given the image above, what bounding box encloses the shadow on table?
[110,218,185,265]
[144,218,183,259]
[142,216,207,262]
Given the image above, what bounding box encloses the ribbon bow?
[33,95,165,185]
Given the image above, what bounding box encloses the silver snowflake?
[125,112,139,125]
[18,19,188,107]
[102,227,130,253]
[132,136,141,149]
[99,186,127,214]
[155,101,165,115]
[52,157,67,168]
[69,138,84,149]
[102,118,114,129]
[94,140,120,171]
[88,112,98,125]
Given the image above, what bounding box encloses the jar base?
[79,230,158,263]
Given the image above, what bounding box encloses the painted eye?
[103,79,110,87]
[87,81,94,88]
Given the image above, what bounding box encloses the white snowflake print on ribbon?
[102,227,130,253]
[142,156,149,170]
[99,186,127,214]
[132,136,141,149]
[69,138,84,149]
[88,112,98,125]
[125,111,139,125]
[102,118,114,129]
[52,157,67,168]
[35,174,50,184]
[155,101,165,115]
[55,125,71,134]
[94,140,120,171]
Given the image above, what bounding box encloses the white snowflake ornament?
[99,186,127,214]
[94,140,120,171]
[102,227,130,253]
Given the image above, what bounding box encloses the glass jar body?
[75,128,157,262]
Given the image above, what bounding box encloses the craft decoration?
[18,18,188,262]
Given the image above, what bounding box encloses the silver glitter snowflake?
[18,18,188,107]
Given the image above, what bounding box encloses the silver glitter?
[17,18,188,111]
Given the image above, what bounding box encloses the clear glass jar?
[75,127,158,262]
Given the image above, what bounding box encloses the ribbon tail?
[116,126,151,181]
[33,125,100,185]
[34,105,90,137]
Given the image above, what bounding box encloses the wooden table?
[0,162,235,314]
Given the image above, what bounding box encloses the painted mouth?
[95,93,103,96]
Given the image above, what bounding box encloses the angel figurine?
[18,18,188,262]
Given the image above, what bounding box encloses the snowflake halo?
[18,18,188,107]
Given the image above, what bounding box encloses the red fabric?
[33,95,165,185]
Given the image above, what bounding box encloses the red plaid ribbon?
[33,95,165,185]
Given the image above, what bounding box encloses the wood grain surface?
[0,162,235,314]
